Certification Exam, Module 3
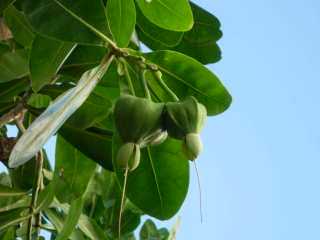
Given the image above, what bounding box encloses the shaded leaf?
[30,35,76,92]
[145,50,232,115]
[136,0,193,31]
[53,135,96,203]
[3,4,34,47]
[0,49,29,82]
[22,0,111,45]
[106,0,136,47]
[0,77,29,103]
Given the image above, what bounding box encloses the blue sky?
[3,0,320,239]
[175,0,320,239]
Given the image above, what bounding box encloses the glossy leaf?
[172,2,223,64]
[106,0,136,47]
[30,35,76,92]
[22,0,111,45]
[145,50,232,115]
[56,197,84,240]
[140,219,169,240]
[9,56,114,168]
[0,50,29,82]
[136,6,183,49]
[113,136,189,220]
[3,5,34,47]
[53,135,96,203]
[136,0,193,31]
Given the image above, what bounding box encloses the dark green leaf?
[0,184,26,197]
[0,78,29,103]
[78,215,110,240]
[0,49,29,82]
[136,0,193,31]
[56,197,84,240]
[0,208,30,231]
[136,6,183,49]
[172,3,223,64]
[22,0,111,45]
[0,0,13,15]
[145,50,232,115]
[27,93,51,108]
[3,5,34,47]
[53,135,96,203]
[140,219,169,240]
[106,0,136,47]
[114,136,189,220]
[30,35,76,92]
[59,125,113,170]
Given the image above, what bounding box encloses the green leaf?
[0,208,30,231]
[30,35,76,92]
[27,93,51,108]
[136,0,193,31]
[56,197,84,240]
[0,78,29,103]
[136,6,183,49]
[3,5,34,47]
[140,219,169,240]
[0,227,15,239]
[22,0,111,45]
[0,49,29,82]
[78,215,110,240]
[53,135,96,203]
[145,50,232,115]
[113,136,189,220]
[0,0,13,15]
[9,56,114,168]
[59,125,113,170]
[172,2,223,64]
[106,0,136,47]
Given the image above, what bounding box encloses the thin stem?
[152,71,179,102]
[140,70,151,100]
[27,150,44,240]
[119,58,136,96]
[118,166,129,240]
[193,161,203,223]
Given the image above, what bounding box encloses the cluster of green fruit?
[114,94,207,172]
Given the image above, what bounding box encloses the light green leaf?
[0,49,29,82]
[56,197,84,240]
[106,0,136,47]
[136,0,193,31]
[9,56,114,168]
[53,135,96,203]
[22,0,111,45]
[114,136,189,220]
[136,6,183,48]
[30,35,76,92]
[145,50,232,115]
[172,2,223,64]
[3,4,34,47]
[78,215,110,240]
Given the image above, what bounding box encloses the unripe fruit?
[182,133,203,160]
[116,142,141,171]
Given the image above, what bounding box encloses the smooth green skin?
[116,142,141,171]
[182,133,203,160]
[106,0,136,47]
[114,95,164,143]
[55,197,84,240]
[3,5,34,47]
[113,135,189,220]
[145,50,232,115]
[22,0,110,45]
[53,136,96,203]
[0,50,29,82]
[165,96,207,139]
[136,0,194,32]
[30,35,75,92]
[136,6,183,48]
[173,2,223,64]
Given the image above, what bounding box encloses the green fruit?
[114,95,164,144]
[165,96,207,139]
[182,133,203,160]
[116,142,141,171]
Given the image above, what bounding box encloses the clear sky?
[3,0,320,239]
